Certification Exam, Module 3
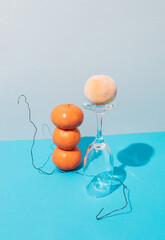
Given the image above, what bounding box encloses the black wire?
[17,95,62,175]
[96,178,130,220]
[17,94,131,219]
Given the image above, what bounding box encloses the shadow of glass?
[117,143,155,167]
[97,143,154,218]
[109,165,127,194]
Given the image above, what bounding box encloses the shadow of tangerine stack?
[51,104,84,171]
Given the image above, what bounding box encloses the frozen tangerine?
[52,127,81,150]
[84,75,117,105]
[51,104,84,129]
[52,146,82,171]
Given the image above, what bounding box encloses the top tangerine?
[51,104,84,129]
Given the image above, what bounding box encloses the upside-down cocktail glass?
[83,101,117,198]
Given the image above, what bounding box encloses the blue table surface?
[0,132,165,240]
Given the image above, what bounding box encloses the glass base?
[86,171,113,198]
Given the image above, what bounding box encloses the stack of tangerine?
[51,104,84,171]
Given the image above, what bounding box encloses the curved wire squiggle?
[18,95,61,175]
[96,178,131,220]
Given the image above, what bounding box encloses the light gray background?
[0,0,165,141]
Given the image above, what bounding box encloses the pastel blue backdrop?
[0,0,165,140]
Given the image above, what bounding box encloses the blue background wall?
[0,0,165,140]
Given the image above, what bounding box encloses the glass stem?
[96,113,104,143]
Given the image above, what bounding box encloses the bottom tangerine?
[52,146,82,171]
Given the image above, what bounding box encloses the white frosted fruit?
[84,75,117,105]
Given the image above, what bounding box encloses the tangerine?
[52,127,81,150]
[52,146,82,171]
[51,104,84,129]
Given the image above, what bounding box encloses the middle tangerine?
[52,127,81,150]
